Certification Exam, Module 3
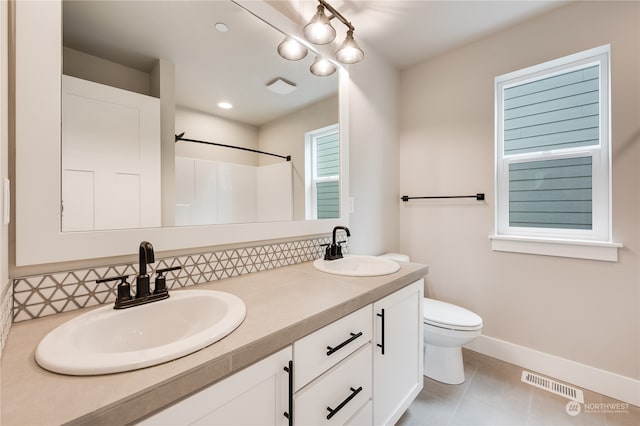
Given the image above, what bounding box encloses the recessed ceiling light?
[215,22,229,33]
[218,101,233,109]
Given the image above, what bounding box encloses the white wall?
[347,46,400,255]
[399,0,639,386]
[175,107,259,166]
[63,47,151,95]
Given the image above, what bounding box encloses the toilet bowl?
[379,253,483,385]
[423,298,482,384]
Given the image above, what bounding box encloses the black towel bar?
[401,193,485,202]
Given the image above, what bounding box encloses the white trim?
[465,335,640,407]
[489,234,621,262]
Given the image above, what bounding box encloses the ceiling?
[274,0,568,69]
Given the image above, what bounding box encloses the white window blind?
[495,45,611,244]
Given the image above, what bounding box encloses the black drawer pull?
[326,332,363,356]
[326,386,363,420]
[283,361,293,425]
[377,309,385,355]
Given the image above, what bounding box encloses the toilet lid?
[423,298,483,330]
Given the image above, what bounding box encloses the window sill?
[489,235,622,262]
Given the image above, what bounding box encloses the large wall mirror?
[61,0,340,231]
[15,0,349,266]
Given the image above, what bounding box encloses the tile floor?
[397,349,640,426]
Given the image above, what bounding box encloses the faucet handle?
[96,275,132,306]
[154,266,182,295]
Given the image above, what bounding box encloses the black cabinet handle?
[326,386,363,420]
[326,332,363,356]
[377,309,385,355]
[283,361,293,425]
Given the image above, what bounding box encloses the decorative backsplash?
[13,236,344,322]
[1,284,12,354]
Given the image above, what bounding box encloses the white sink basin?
[313,255,400,277]
[36,289,246,375]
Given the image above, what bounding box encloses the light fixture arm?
[318,0,355,32]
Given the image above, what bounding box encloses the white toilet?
[422,297,482,384]
[380,253,483,385]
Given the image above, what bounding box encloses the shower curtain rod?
[175,132,291,161]
[401,193,485,202]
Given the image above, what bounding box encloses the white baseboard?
[465,335,640,407]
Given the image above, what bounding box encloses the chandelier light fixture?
[277,0,364,76]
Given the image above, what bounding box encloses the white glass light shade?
[303,5,336,45]
[335,30,364,64]
[277,37,308,61]
[310,56,336,77]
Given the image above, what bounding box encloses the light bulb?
[303,5,336,45]
[335,30,364,64]
[277,36,308,61]
[310,56,336,77]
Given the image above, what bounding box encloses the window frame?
[305,123,340,220]
[492,45,621,261]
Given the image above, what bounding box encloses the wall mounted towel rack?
[175,132,291,161]
[401,193,485,202]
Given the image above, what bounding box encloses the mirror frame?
[15,0,349,266]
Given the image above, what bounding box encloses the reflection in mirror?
[61,0,340,232]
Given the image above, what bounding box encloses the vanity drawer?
[294,305,371,390]
[295,344,372,426]
[346,400,373,425]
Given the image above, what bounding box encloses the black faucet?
[324,226,351,260]
[136,241,155,298]
[95,241,180,309]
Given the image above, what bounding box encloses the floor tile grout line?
[446,364,479,426]
[524,378,534,426]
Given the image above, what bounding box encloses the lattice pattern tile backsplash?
[13,236,341,322]
[0,284,12,354]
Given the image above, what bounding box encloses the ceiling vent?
[266,78,297,95]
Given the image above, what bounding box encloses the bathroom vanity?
[1,261,427,425]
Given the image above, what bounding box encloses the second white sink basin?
[35,289,246,375]
[313,255,400,277]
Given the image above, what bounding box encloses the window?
[492,45,620,261]
[305,124,340,219]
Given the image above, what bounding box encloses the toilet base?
[424,343,465,384]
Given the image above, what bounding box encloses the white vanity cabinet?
[137,281,423,426]
[373,279,424,426]
[139,346,292,425]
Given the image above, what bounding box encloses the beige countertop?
[1,260,428,426]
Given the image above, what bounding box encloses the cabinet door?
[373,279,424,426]
[139,346,292,426]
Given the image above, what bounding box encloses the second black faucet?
[324,226,351,260]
